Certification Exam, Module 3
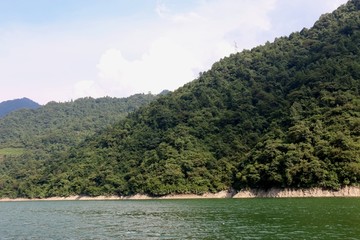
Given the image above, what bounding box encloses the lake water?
[0,198,359,239]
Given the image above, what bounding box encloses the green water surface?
[0,198,359,239]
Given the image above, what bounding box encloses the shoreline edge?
[1,186,360,202]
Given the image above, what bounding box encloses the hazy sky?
[0,0,348,104]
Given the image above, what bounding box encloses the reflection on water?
[0,198,360,239]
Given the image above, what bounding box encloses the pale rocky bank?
[233,186,360,198]
[1,186,360,202]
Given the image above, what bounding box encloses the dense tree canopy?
[0,94,157,197]
[0,0,359,198]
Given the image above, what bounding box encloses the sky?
[0,0,348,104]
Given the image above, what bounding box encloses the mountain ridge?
[0,94,157,149]
[0,97,40,118]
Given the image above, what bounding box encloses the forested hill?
[0,98,40,118]
[0,94,158,197]
[1,0,360,198]
[0,94,156,154]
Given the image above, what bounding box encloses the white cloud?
[155,1,170,18]
[74,80,104,99]
[96,39,201,95]
[92,0,277,97]
[0,0,348,104]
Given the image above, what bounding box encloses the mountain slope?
[0,94,156,150]
[1,0,360,198]
[0,98,40,118]
[0,94,158,197]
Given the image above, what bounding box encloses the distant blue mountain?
[0,97,41,117]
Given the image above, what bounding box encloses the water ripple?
[0,198,359,239]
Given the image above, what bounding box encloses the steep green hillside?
[1,0,359,198]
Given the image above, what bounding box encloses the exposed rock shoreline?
[1,186,360,202]
[233,186,360,198]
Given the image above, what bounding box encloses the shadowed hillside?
[0,98,40,118]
